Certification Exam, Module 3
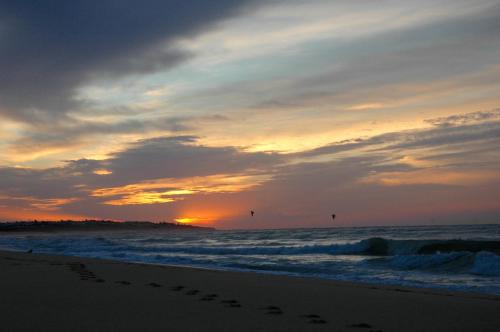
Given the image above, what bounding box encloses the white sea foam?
[0,224,499,294]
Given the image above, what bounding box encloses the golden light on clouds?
[347,103,385,111]
[93,169,113,175]
[361,169,500,187]
[29,197,80,211]
[0,195,79,211]
[103,193,177,206]
[1,0,500,229]
[91,173,272,206]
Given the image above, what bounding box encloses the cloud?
[0,194,79,212]
[3,108,235,165]
[101,136,282,185]
[91,173,272,206]
[1,108,500,225]
[0,0,265,123]
[424,109,500,127]
[171,1,500,116]
[360,169,500,187]
[296,110,500,159]
[0,135,283,215]
[387,122,500,150]
[3,0,500,168]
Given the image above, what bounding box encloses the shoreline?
[2,250,500,331]
[4,248,499,300]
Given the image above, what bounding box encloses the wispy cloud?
[92,173,272,206]
[0,0,266,123]
[1,109,499,226]
[1,1,499,227]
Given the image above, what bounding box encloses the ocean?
[1,224,499,295]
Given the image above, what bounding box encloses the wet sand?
[1,250,499,331]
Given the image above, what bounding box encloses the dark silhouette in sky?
[251,210,255,217]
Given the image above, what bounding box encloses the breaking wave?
[340,237,500,256]
[383,251,500,277]
[113,237,500,256]
[1,227,499,294]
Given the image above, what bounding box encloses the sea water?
[1,224,499,295]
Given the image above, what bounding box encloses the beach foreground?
[1,250,499,332]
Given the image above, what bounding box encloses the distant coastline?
[0,220,214,232]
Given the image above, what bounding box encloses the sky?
[1,0,500,229]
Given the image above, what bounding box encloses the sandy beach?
[1,250,499,332]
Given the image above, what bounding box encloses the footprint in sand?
[261,306,283,315]
[221,299,242,308]
[200,294,218,301]
[394,288,411,293]
[185,289,200,295]
[170,285,185,291]
[301,314,327,324]
[68,262,101,282]
[115,280,131,285]
[221,299,238,304]
[146,282,162,288]
[347,323,373,329]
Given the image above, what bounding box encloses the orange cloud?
[91,173,272,206]
[360,169,500,186]
[0,195,79,211]
[93,169,113,175]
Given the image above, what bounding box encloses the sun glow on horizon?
[174,217,211,224]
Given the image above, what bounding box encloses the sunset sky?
[1,0,500,228]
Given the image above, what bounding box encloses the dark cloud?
[0,0,265,123]
[424,109,500,127]
[180,3,500,113]
[387,121,500,150]
[4,110,498,199]
[103,136,282,184]
[0,135,283,202]
[0,166,80,200]
[10,116,192,153]
[298,111,500,158]
[1,109,500,224]
[7,110,236,154]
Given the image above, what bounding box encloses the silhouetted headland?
[0,220,214,233]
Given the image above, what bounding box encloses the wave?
[128,237,500,257]
[2,236,500,257]
[383,251,500,277]
[1,231,499,294]
[339,237,500,256]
